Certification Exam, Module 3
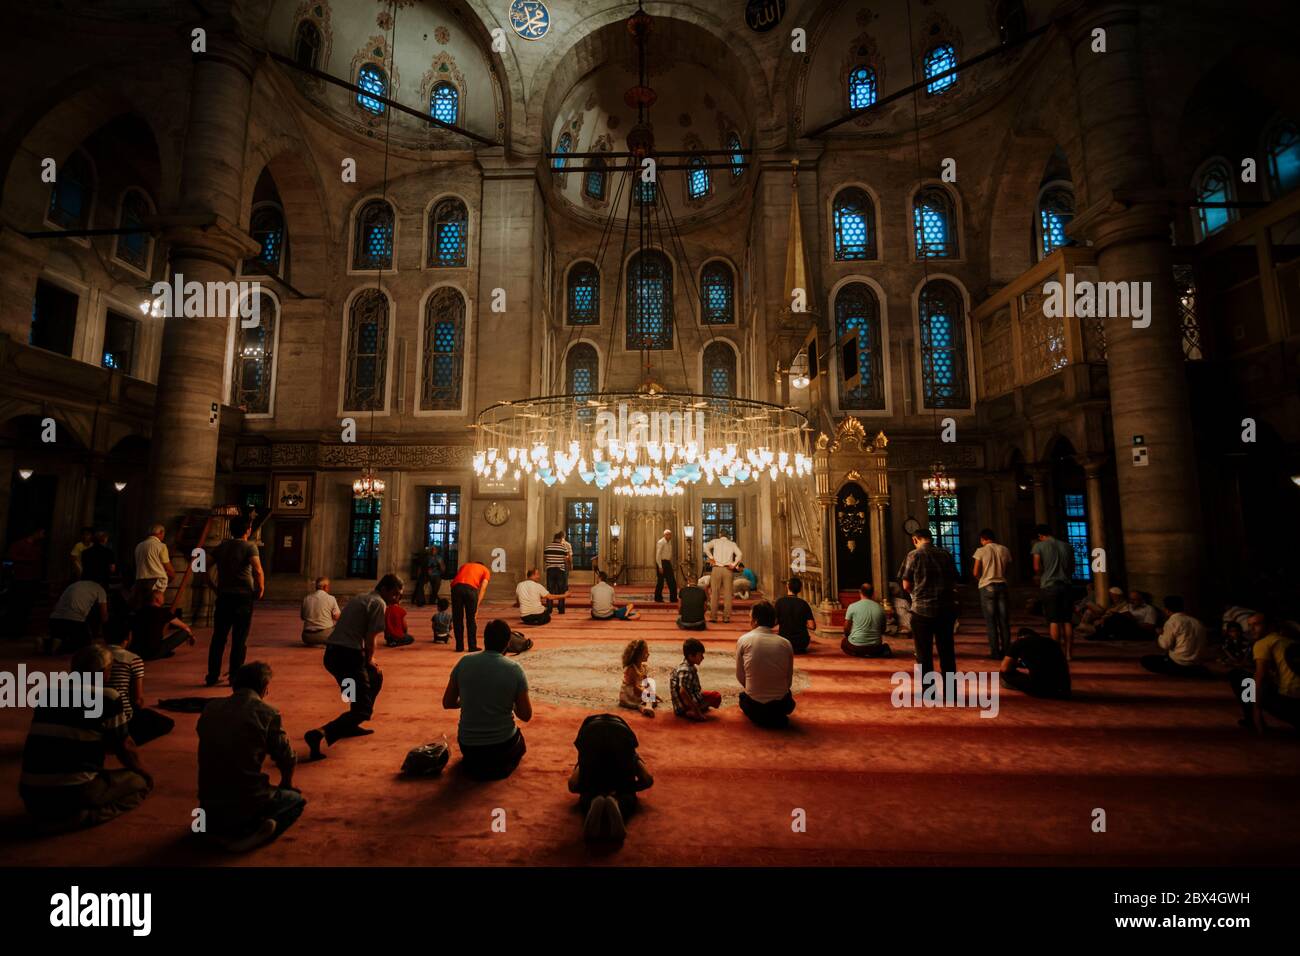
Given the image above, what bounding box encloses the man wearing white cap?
[654,529,677,603]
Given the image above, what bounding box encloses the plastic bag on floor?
[401,735,450,777]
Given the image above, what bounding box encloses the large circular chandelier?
[473,387,811,497]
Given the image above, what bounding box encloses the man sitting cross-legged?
[516,567,568,627]
[590,571,641,621]
[197,662,306,852]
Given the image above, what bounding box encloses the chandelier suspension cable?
[599,175,638,392]
[653,179,726,384]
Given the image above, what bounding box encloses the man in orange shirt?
[450,560,491,652]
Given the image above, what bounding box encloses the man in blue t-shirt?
[442,619,533,780]
[842,582,892,658]
[1031,524,1076,660]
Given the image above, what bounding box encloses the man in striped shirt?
[19,644,153,832]
[543,531,572,616]
[107,632,175,746]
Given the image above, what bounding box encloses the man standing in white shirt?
[301,577,341,646]
[654,529,677,603]
[972,528,1013,658]
[703,532,742,624]
[133,523,174,607]
[735,601,795,728]
[1140,595,1208,676]
[517,567,565,626]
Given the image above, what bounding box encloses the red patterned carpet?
[1,590,1297,867]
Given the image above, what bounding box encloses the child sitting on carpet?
[432,597,451,644]
[385,597,415,647]
[619,640,657,717]
[670,638,722,721]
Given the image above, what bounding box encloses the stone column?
[0,228,48,343]
[1028,464,1049,526]
[1068,3,1203,607]
[145,35,258,529]
[868,494,889,594]
[1082,456,1110,607]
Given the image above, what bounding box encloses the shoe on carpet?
[203,675,219,687]
[221,818,277,852]
[583,795,626,844]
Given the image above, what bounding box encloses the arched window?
[567,262,599,325]
[701,261,735,325]
[703,341,737,397]
[567,343,599,398]
[834,282,885,410]
[430,81,459,125]
[47,150,93,230]
[553,131,571,171]
[626,250,673,350]
[848,65,877,110]
[727,132,744,179]
[996,0,1027,45]
[232,292,277,414]
[428,197,467,268]
[294,19,322,70]
[924,44,957,94]
[422,287,464,410]
[353,199,394,271]
[344,289,389,411]
[357,63,387,114]
[833,187,876,260]
[1193,160,1235,239]
[246,204,285,274]
[687,156,711,200]
[113,189,153,273]
[1265,121,1300,196]
[635,178,657,205]
[918,280,970,409]
[584,155,607,201]
[913,186,957,258]
[1037,186,1074,259]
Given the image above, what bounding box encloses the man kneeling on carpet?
[197,662,305,852]
[516,567,568,626]
[999,628,1071,699]
[591,570,640,621]
[442,619,532,780]
[568,713,654,844]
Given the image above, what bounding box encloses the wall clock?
[484,501,510,526]
[508,0,550,41]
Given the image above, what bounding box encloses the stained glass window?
[1266,121,1300,196]
[727,132,744,179]
[702,499,737,545]
[926,495,961,570]
[584,155,607,201]
[918,280,970,408]
[636,178,657,205]
[848,65,877,110]
[553,131,571,171]
[425,488,460,573]
[567,262,599,325]
[430,81,459,125]
[567,343,598,398]
[357,63,387,114]
[114,189,152,272]
[1194,161,1234,238]
[627,250,673,350]
[833,187,876,260]
[565,499,598,570]
[353,199,394,271]
[703,341,736,397]
[294,19,322,70]
[422,287,464,409]
[232,292,277,414]
[688,156,710,200]
[48,151,92,230]
[348,497,382,578]
[914,186,957,258]
[102,310,136,373]
[1038,187,1073,259]
[701,262,734,325]
[1063,493,1091,582]
[246,205,284,274]
[345,289,388,410]
[924,44,957,94]
[835,282,885,410]
[429,197,467,268]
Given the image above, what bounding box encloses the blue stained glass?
[627,251,672,349]
[568,264,599,325]
[927,495,962,570]
[849,66,876,109]
[554,132,571,171]
[1040,209,1067,256]
[354,200,393,270]
[584,168,606,200]
[914,189,954,258]
[103,352,120,369]
[727,133,744,178]
[833,188,874,260]
[701,263,733,324]
[924,45,957,94]
[704,342,735,397]
[1038,188,1073,258]
[431,82,458,125]
[1196,163,1231,236]
[436,222,462,264]
[835,283,883,409]
[636,179,656,205]
[357,64,387,114]
[567,344,598,397]
[688,157,710,200]
[1268,123,1300,194]
[1063,493,1091,582]
[919,281,970,408]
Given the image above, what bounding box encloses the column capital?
[1079,455,1109,477]
[193,32,260,81]
[161,215,260,270]
[1069,191,1179,252]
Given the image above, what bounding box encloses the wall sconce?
[609,522,621,539]
[17,468,33,480]
[113,481,128,492]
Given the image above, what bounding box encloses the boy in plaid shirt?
[670,638,722,721]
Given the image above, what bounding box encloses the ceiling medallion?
[508,0,550,41]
